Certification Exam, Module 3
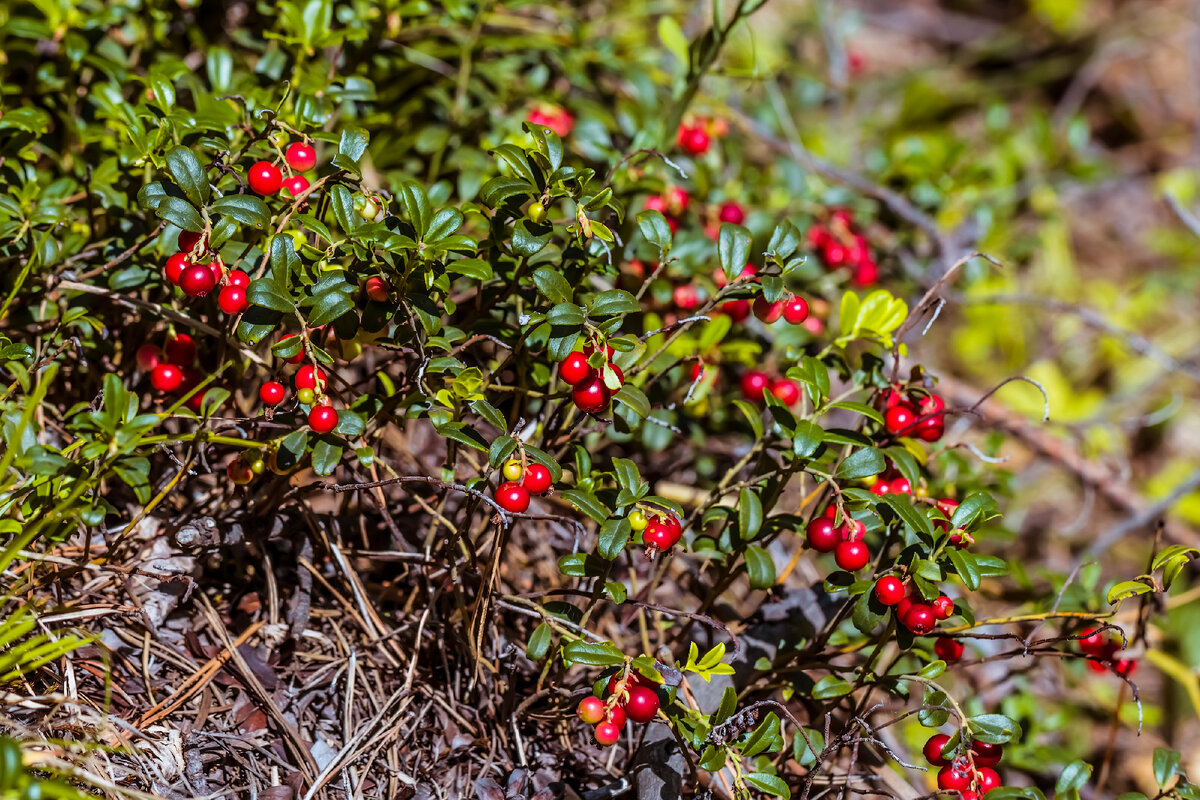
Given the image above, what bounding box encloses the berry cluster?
[807,209,878,287]
[527,103,574,138]
[643,186,691,234]
[880,387,947,442]
[739,370,801,408]
[924,734,1006,799]
[139,334,218,412]
[493,458,554,514]
[247,140,316,199]
[873,575,957,635]
[805,505,871,571]
[1078,627,1136,675]
[629,508,683,555]
[560,342,625,414]
[576,671,661,746]
[674,115,726,156]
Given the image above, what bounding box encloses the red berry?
[717,201,745,225]
[673,284,700,310]
[721,299,751,322]
[935,637,965,663]
[884,403,917,435]
[896,595,913,619]
[932,595,955,620]
[1114,657,1137,675]
[248,161,283,195]
[218,285,248,315]
[179,264,216,297]
[870,480,891,496]
[164,252,189,285]
[782,297,810,324]
[577,696,605,724]
[560,351,591,386]
[644,518,681,551]
[135,344,162,371]
[677,125,710,155]
[285,142,317,172]
[365,276,390,302]
[938,763,974,792]
[604,704,627,728]
[227,459,254,485]
[594,721,620,746]
[874,576,905,606]
[295,365,329,391]
[282,174,310,198]
[178,230,204,252]
[753,298,783,323]
[523,463,552,494]
[807,225,828,247]
[853,259,879,287]
[977,767,1001,794]
[769,378,800,407]
[923,733,952,766]
[806,518,841,553]
[227,269,250,289]
[666,186,690,214]
[572,374,609,413]
[260,381,286,406]
[643,195,668,214]
[971,741,1003,768]
[824,242,848,267]
[903,604,937,635]
[834,540,870,571]
[150,363,183,392]
[740,370,770,402]
[207,259,225,285]
[916,417,946,442]
[495,481,530,513]
[888,477,912,495]
[280,334,306,364]
[840,518,867,541]
[623,685,660,723]
[164,334,196,366]
[308,404,339,434]
[1078,627,1107,655]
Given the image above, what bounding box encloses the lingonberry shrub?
[0,2,1194,799]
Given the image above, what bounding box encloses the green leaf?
[165,147,209,207]
[717,222,752,282]
[793,728,825,767]
[614,385,651,418]
[588,289,640,316]
[951,491,996,529]
[512,219,550,256]
[480,176,534,207]
[604,582,627,604]
[1056,761,1092,794]
[211,194,270,229]
[745,545,775,589]
[733,399,764,439]
[836,447,885,480]
[812,675,852,699]
[738,488,763,541]
[248,279,295,313]
[743,773,790,799]
[792,420,823,458]
[561,488,609,524]
[526,623,552,660]
[424,207,463,243]
[657,15,690,68]
[947,548,981,591]
[636,209,673,250]
[1154,748,1181,787]
[533,268,573,304]
[852,589,885,634]
[878,493,934,537]
[612,458,642,492]
[919,685,950,727]
[598,517,632,560]
[1107,580,1154,605]
[767,220,802,260]
[308,284,356,327]
[310,439,343,475]
[153,197,204,232]
[561,640,625,667]
[967,713,1022,744]
[337,127,369,165]
[829,400,885,425]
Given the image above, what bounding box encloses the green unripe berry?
[502,459,524,481]
[297,387,316,405]
[629,509,648,531]
[249,459,266,475]
[528,201,547,223]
